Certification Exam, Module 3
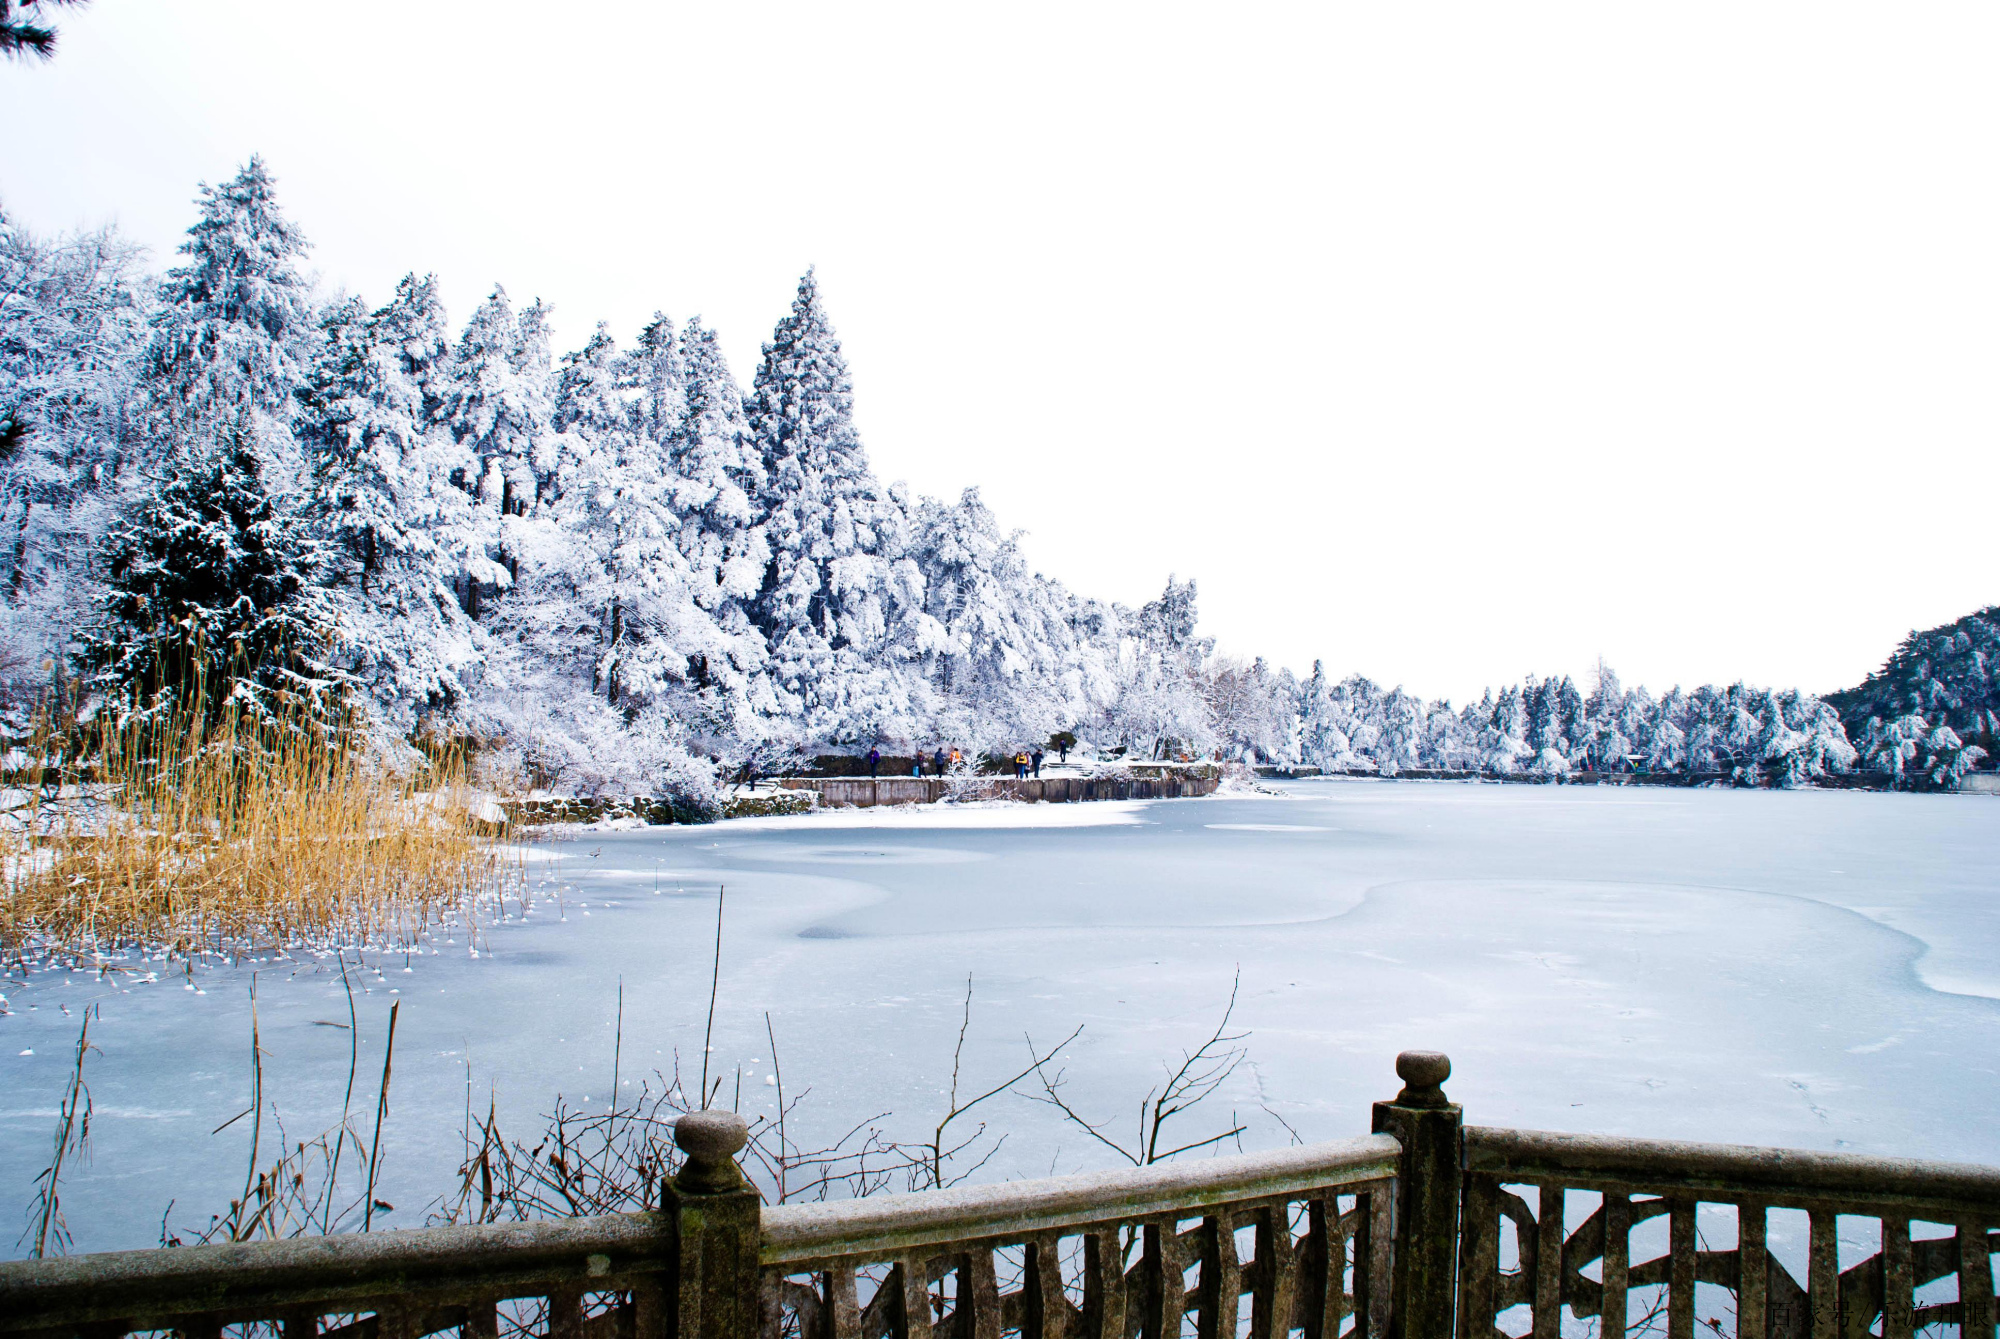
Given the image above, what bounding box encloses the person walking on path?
[1031,748,1044,777]
[933,746,947,776]
[867,747,881,778]
[1014,749,1029,779]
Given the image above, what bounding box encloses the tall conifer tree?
[747,270,930,740]
[149,157,314,480]
[83,429,343,732]
[297,273,481,727]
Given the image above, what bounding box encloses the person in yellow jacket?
[1014,750,1029,779]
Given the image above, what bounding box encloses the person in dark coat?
[1031,748,1044,777]
[867,747,881,777]
[933,747,947,775]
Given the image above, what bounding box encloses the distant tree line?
[0,158,1983,806]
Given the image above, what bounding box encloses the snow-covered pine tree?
[454,319,727,809]
[913,487,1106,748]
[545,322,658,708]
[148,157,315,483]
[1422,698,1474,770]
[1681,685,1728,773]
[1457,693,1496,770]
[1859,713,1927,788]
[1524,675,1563,759]
[1042,587,1124,753]
[1754,690,1810,788]
[1299,670,1389,772]
[1556,676,1587,764]
[1717,685,1764,783]
[436,286,561,617]
[1298,661,1349,770]
[748,270,931,743]
[1921,724,1986,790]
[1202,655,1298,765]
[1613,685,1655,772]
[1483,684,1530,773]
[1793,692,1857,780]
[1253,658,1304,765]
[1757,689,1856,787]
[665,317,775,674]
[81,427,344,733]
[1112,576,1217,758]
[0,211,150,680]
[1374,686,1427,774]
[1645,688,1690,772]
[297,273,482,728]
[1577,663,1630,771]
[538,318,755,726]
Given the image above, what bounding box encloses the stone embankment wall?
[777,774,1219,808]
[502,773,1221,824]
[504,795,690,826]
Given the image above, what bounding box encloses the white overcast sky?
[4,2,1994,702]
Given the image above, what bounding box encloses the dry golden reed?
[0,709,517,964]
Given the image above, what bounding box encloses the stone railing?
[758,1135,1397,1339]
[1459,1125,2000,1339]
[4,1054,1998,1339]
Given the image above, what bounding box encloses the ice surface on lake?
[5,778,2000,1255]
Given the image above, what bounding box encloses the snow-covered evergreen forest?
[0,159,1979,809]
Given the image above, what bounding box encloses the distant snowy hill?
[1829,607,2000,771]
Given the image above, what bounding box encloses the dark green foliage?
[1525,676,1563,755]
[80,431,346,733]
[1829,606,2000,752]
[0,0,88,60]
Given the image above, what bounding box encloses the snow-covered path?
[5,779,1999,1256]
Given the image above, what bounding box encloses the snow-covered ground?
[5,778,2000,1257]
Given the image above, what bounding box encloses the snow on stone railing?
[4,1053,1999,1339]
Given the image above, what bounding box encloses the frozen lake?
[5,778,2000,1257]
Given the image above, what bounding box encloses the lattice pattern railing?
[0,1213,668,1339]
[756,1138,1401,1339]
[10,1053,2000,1339]
[1459,1127,2000,1339]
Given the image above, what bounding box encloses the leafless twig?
[1030,968,1248,1168]
[912,976,1082,1191]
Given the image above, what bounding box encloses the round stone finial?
[1394,1050,1452,1108]
[673,1109,750,1193]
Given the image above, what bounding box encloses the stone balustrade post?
[1373,1051,1463,1339]
[661,1110,761,1339]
